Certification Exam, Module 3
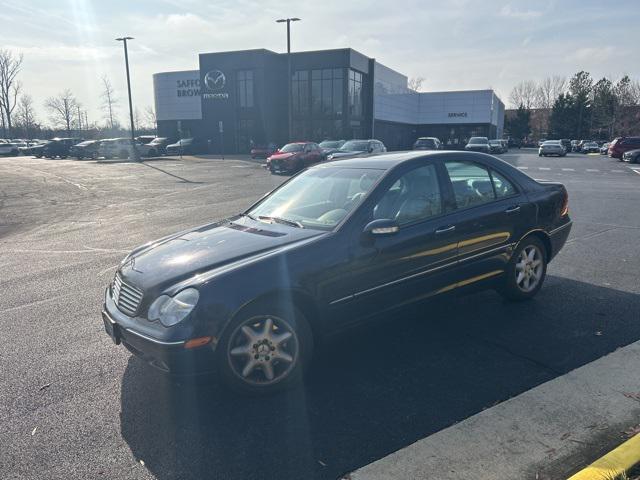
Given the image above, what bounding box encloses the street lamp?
[276,18,300,141]
[116,36,139,161]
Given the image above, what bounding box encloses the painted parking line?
[586,169,600,172]
[610,170,625,173]
[629,167,640,176]
[517,166,528,170]
[562,168,575,171]
[538,167,551,170]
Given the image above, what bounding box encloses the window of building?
[310,68,343,117]
[237,70,254,108]
[292,70,309,116]
[237,118,254,153]
[349,70,363,117]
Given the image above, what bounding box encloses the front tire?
[499,236,547,301]
[217,304,313,395]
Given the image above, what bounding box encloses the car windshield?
[149,138,166,144]
[543,140,561,145]
[489,140,502,145]
[319,140,343,148]
[415,139,436,147]
[469,137,488,144]
[178,138,193,145]
[247,167,384,230]
[339,140,370,152]
[279,143,304,153]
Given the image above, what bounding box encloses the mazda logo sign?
[204,70,226,91]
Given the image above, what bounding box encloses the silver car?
[538,140,566,157]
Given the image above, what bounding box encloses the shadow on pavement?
[119,276,640,480]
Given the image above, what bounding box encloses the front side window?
[373,164,442,225]
[445,161,495,208]
[248,167,383,230]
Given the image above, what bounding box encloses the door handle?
[435,225,456,234]
[505,205,521,214]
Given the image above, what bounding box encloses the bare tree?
[16,94,36,138]
[100,75,117,130]
[408,76,425,92]
[509,80,538,109]
[144,105,156,131]
[0,49,23,138]
[45,89,79,136]
[536,76,566,109]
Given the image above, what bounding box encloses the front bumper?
[102,289,216,375]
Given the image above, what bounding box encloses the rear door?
[441,159,533,285]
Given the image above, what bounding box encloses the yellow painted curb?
[568,434,640,480]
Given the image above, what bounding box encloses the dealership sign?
[176,78,200,97]
[448,112,468,118]
[203,69,229,100]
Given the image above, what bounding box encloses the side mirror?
[363,219,399,236]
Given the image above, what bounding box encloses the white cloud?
[500,4,544,19]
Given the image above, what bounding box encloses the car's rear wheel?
[218,305,313,395]
[499,236,547,301]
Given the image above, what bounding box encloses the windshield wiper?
[239,212,257,221]
[257,215,304,229]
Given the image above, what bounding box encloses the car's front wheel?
[499,236,547,301]
[218,305,313,395]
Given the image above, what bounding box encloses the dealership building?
[153,48,504,153]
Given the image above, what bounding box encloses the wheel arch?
[516,229,552,262]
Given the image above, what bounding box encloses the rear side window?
[491,170,517,198]
[445,161,495,208]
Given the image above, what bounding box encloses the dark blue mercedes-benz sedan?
[103,151,571,394]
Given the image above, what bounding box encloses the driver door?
[339,161,460,324]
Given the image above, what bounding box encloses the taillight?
[561,190,569,216]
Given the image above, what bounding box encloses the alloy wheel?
[515,245,543,293]
[227,315,299,386]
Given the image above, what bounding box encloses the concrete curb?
[567,434,640,480]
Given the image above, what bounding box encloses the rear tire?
[217,303,313,395]
[499,236,547,301]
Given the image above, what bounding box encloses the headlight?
[147,288,200,327]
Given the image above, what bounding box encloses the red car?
[250,144,277,159]
[608,136,640,159]
[266,142,323,174]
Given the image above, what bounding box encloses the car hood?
[119,217,325,293]
[269,152,297,161]
[330,150,366,158]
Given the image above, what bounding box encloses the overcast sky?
[2,0,639,128]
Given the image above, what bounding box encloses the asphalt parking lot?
[1,149,639,480]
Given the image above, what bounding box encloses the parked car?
[70,140,102,160]
[608,136,640,159]
[32,141,51,158]
[18,140,44,156]
[571,140,579,152]
[582,141,600,154]
[0,140,23,156]
[489,139,506,154]
[326,139,387,161]
[539,140,566,157]
[102,150,572,394]
[560,139,572,154]
[318,140,346,158]
[138,137,171,157]
[136,135,156,144]
[465,137,490,153]
[500,139,509,152]
[413,137,441,151]
[266,142,323,174]
[600,142,609,154]
[250,144,278,159]
[622,149,640,164]
[42,138,82,159]
[538,139,547,147]
[508,138,521,149]
[100,138,136,159]
[165,137,209,156]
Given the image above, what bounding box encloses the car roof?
[317,150,502,170]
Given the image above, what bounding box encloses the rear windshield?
[469,137,488,144]
[415,139,436,147]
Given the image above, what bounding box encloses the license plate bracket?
[102,312,121,345]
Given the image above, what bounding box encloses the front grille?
[112,272,144,316]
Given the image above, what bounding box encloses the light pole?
[276,17,300,141]
[116,36,139,160]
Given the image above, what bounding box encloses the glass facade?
[237,70,254,108]
[348,70,363,117]
[292,68,346,141]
